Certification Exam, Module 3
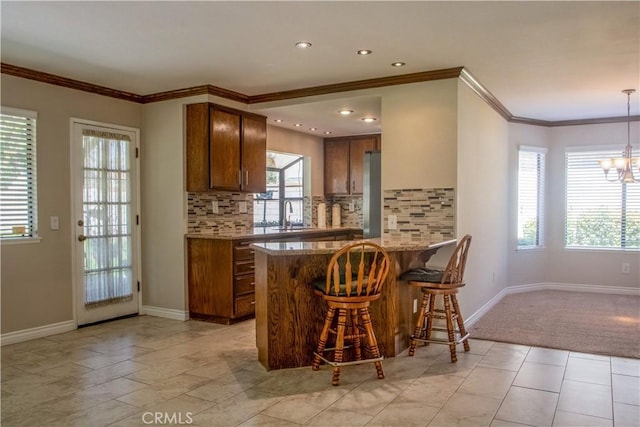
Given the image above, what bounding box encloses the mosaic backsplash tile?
[311,195,363,228]
[187,191,255,233]
[383,188,455,240]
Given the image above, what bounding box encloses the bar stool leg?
[451,294,470,352]
[443,295,457,362]
[360,307,384,380]
[409,293,429,356]
[351,308,362,361]
[332,308,348,386]
[425,293,435,343]
[312,306,336,371]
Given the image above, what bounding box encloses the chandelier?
[599,89,638,183]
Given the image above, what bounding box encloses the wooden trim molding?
[247,67,464,104]
[2,62,636,127]
[1,62,144,103]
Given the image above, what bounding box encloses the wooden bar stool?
[311,241,390,386]
[407,235,472,363]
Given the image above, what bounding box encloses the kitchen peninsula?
[251,236,456,370]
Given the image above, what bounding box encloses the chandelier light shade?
[599,89,638,183]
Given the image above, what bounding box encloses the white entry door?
[72,120,140,325]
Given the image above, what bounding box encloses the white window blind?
[0,108,38,239]
[565,148,640,249]
[517,146,546,248]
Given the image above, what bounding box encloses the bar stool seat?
[311,241,390,386]
[405,235,472,363]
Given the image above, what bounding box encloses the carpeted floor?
[469,290,640,359]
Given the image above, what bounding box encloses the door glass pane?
[83,131,133,305]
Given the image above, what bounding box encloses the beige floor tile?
[513,361,565,393]
[425,352,484,378]
[495,386,558,426]
[330,378,412,416]
[611,357,640,377]
[526,347,569,367]
[306,407,374,426]
[428,392,502,427]
[464,338,495,356]
[82,377,148,402]
[368,400,440,426]
[191,390,283,427]
[396,373,464,408]
[613,402,640,427]
[458,366,517,400]
[569,352,610,362]
[552,410,613,426]
[478,345,529,371]
[490,420,532,427]
[261,387,349,424]
[557,380,613,419]
[565,357,611,386]
[58,399,140,426]
[612,374,640,406]
[238,414,303,426]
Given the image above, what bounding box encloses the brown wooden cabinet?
[187,229,356,324]
[324,134,380,195]
[186,103,266,193]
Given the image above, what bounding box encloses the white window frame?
[517,145,546,250]
[565,146,640,251]
[0,106,39,244]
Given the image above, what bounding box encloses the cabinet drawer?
[235,294,255,316]
[234,260,255,275]
[234,274,255,295]
[233,244,255,261]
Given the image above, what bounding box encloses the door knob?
[78,235,87,242]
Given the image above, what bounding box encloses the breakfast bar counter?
[251,236,456,370]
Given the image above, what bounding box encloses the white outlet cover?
[348,202,355,212]
[50,216,59,230]
[211,200,219,214]
[239,201,247,213]
[388,214,397,230]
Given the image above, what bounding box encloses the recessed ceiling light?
[295,41,312,48]
[324,131,332,135]
[274,119,283,123]
[357,49,372,55]
[309,127,317,131]
[293,123,302,127]
[361,117,377,123]
[391,62,406,67]
[339,109,354,115]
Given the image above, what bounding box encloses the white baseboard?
[141,305,189,321]
[1,320,76,346]
[465,282,640,328]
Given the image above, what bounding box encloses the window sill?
[564,247,639,254]
[1,237,42,245]
[516,246,546,252]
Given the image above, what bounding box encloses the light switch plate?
[211,200,219,214]
[50,216,60,230]
[388,215,397,230]
[348,202,355,212]
[239,201,247,213]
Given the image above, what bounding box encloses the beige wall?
[266,125,324,196]
[380,79,458,190]
[456,81,510,316]
[0,75,142,334]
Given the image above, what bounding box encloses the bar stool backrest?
[324,242,390,298]
[440,234,472,285]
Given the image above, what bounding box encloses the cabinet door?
[241,114,267,193]
[210,106,241,190]
[349,135,380,194]
[324,137,350,195]
[185,103,210,192]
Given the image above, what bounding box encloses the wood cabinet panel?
[324,137,350,195]
[324,134,380,196]
[241,114,267,193]
[185,104,209,192]
[210,107,241,190]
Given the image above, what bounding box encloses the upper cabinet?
[324,134,380,195]
[186,103,266,193]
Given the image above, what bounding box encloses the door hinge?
[136,214,139,225]
[137,281,140,292]
[135,147,139,158]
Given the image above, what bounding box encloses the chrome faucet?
[283,200,293,229]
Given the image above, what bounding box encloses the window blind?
[565,149,640,249]
[0,108,38,239]
[517,146,546,248]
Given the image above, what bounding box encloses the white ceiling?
[1,1,639,137]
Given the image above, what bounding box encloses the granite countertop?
[250,236,456,255]
[185,226,360,240]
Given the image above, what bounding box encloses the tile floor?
[1,315,639,427]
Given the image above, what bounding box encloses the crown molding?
[247,67,464,104]
[1,62,143,103]
[2,62,636,127]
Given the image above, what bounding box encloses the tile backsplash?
[311,196,363,228]
[187,191,254,233]
[383,188,455,240]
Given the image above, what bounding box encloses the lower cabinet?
[187,230,355,324]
